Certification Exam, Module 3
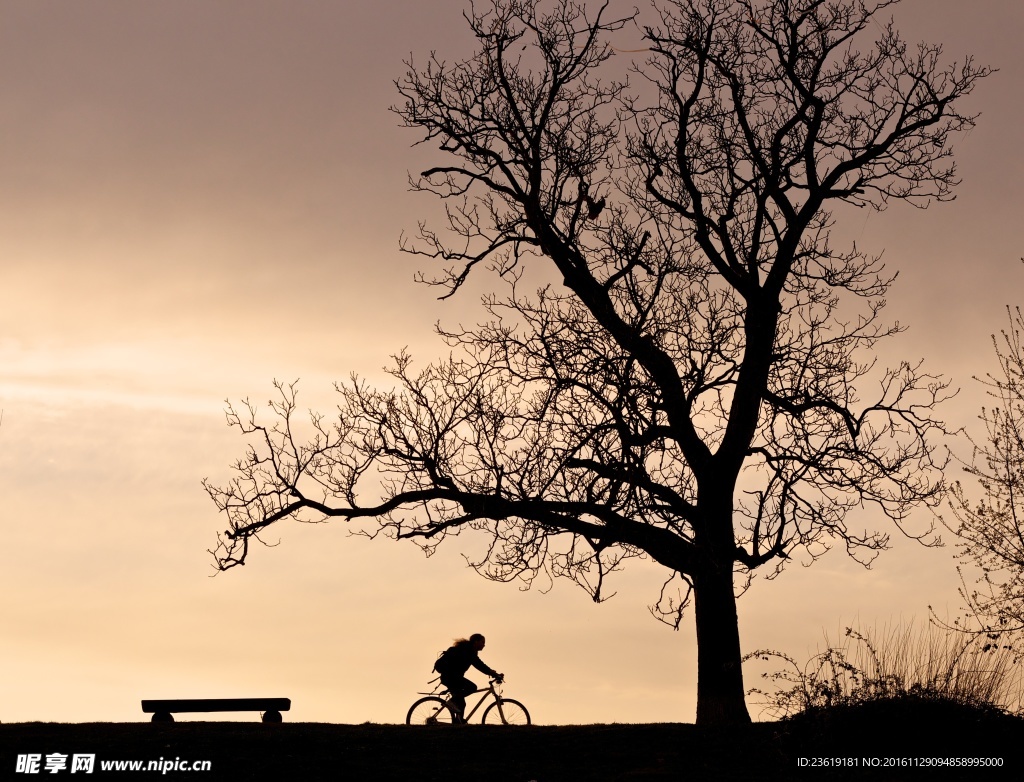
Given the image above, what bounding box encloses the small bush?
[743,620,1023,720]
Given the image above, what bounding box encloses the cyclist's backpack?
[432,647,456,676]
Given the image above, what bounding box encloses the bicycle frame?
[457,680,500,722]
[417,677,500,721]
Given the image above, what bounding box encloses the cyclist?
[433,633,503,723]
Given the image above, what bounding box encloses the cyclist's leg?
[439,675,463,720]
[442,676,476,722]
[456,677,478,722]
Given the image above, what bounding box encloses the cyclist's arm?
[471,656,500,678]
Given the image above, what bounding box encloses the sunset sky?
[2,0,1022,725]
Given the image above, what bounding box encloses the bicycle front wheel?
[406,696,456,725]
[481,698,531,725]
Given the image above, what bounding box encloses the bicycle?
[405,676,531,725]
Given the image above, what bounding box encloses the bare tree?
[206,0,988,725]
[947,302,1024,649]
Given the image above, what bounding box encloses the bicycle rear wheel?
[481,698,531,725]
[406,696,456,725]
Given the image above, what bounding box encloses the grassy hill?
[2,699,1021,780]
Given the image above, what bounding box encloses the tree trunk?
[693,564,752,726]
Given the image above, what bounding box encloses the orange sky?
[1,0,1022,724]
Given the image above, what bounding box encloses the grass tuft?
[743,619,1023,720]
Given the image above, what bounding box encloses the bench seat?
[141,698,291,723]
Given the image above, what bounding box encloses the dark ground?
[1,699,1021,780]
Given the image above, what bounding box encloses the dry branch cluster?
[946,305,1024,647]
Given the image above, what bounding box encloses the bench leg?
[262,710,282,723]
[151,712,174,723]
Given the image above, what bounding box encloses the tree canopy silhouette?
[206,0,989,724]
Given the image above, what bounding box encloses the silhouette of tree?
[947,301,1024,649]
[206,0,989,724]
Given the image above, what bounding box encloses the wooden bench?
[141,698,291,723]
